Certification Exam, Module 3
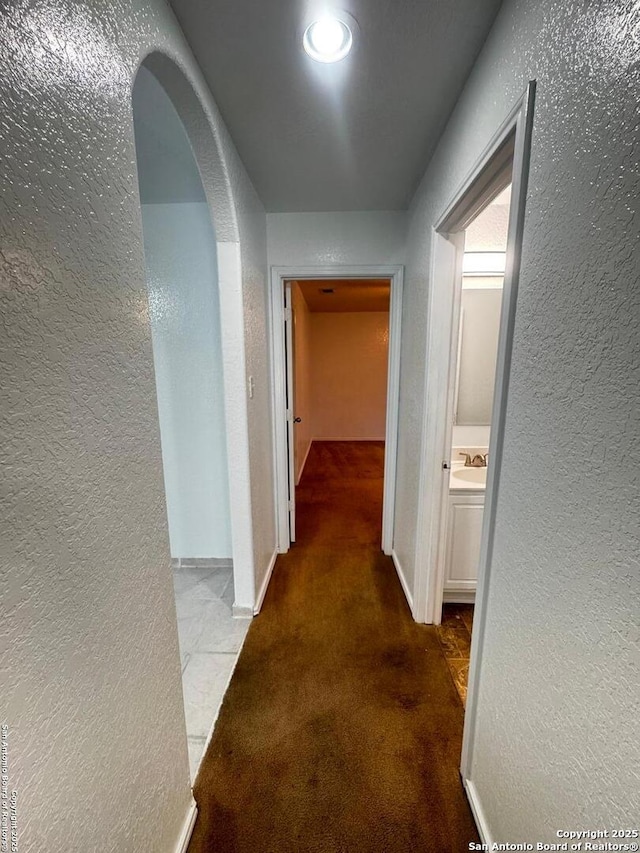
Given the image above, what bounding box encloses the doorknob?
[294,417,302,423]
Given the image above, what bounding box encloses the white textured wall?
[310,313,389,441]
[140,202,232,557]
[134,67,231,559]
[267,211,407,267]
[452,425,491,448]
[292,283,313,483]
[133,65,207,206]
[398,0,640,840]
[0,1,272,850]
[239,191,275,603]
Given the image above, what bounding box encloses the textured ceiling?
[465,184,511,251]
[169,0,504,212]
[296,278,390,312]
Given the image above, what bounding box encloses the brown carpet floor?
[189,441,479,853]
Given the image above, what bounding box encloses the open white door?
[284,282,297,542]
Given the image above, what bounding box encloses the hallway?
[189,441,479,852]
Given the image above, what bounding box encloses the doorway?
[285,278,391,542]
[269,265,403,569]
[435,183,512,705]
[412,82,535,807]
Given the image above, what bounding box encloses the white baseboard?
[254,548,278,615]
[296,440,313,485]
[464,778,493,846]
[171,557,233,570]
[232,603,253,619]
[175,796,198,853]
[391,549,413,612]
[443,589,476,604]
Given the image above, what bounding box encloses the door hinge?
[288,499,293,511]
[286,408,292,422]
[285,306,292,322]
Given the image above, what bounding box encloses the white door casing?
[284,282,297,542]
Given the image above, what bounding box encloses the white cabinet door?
[444,494,485,593]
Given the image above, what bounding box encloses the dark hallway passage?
[189,441,479,852]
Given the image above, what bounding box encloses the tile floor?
[173,565,251,780]
[435,603,474,706]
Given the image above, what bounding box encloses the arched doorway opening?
[132,57,251,781]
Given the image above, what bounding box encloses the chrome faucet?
[459,452,488,468]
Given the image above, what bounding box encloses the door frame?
[410,83,535,784]
[269,264,404,556]
[283,281,297,542]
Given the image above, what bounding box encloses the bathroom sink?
[451,466,487,487]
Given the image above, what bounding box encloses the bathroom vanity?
[444,451,487,601]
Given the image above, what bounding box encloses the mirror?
[455,184,511,427]
[454,279,503,425]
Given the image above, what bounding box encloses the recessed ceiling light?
[303,17,353,63]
